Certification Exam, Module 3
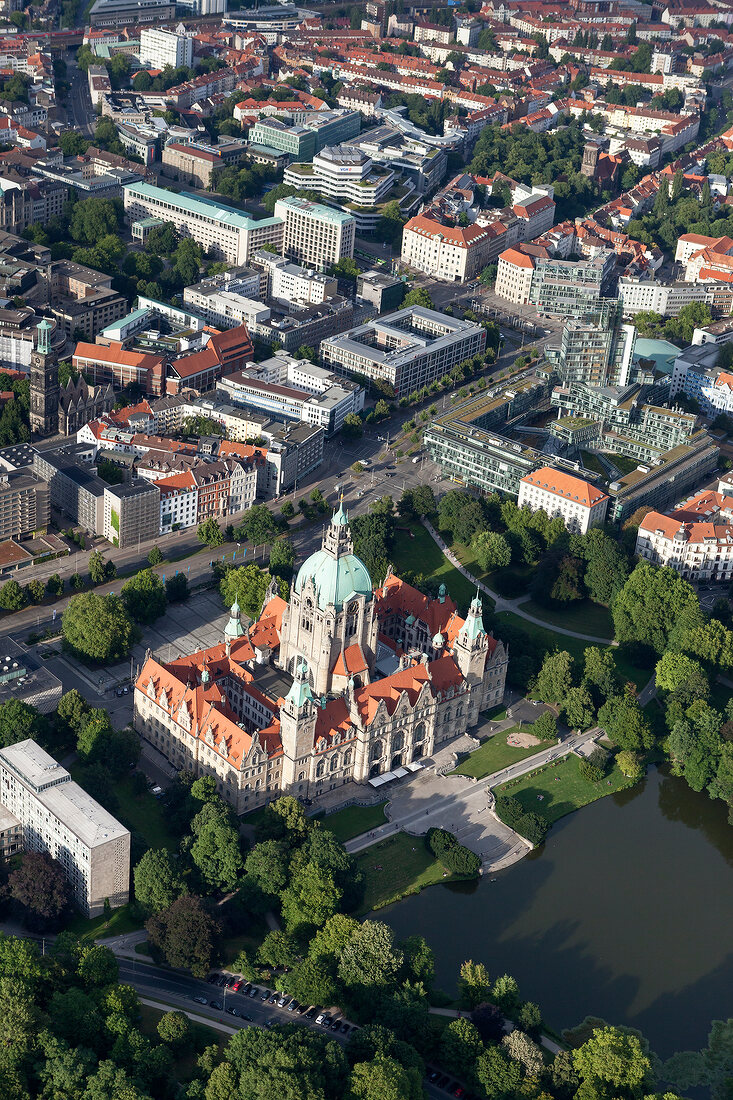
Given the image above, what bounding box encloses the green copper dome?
[294,548,372,612]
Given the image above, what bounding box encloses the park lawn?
[356,833,467,914]
[494,612,590,664]
[67,903,144,943]
[138,1004,227,1082]
[220,918,269,968]
[519,599,614,640]
[391,523,488,617]
[495,752,633,827]
[316,801,388,842]
[115,777,179,851]
[451,728,545,779]
[613,650,654,694]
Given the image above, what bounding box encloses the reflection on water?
[382,767,733,1059]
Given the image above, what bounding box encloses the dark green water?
[382,767,733,1059]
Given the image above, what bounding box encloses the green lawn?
[495,612,591,664]
[356,833,468,913]
[495,752,634,827]
[316,801,388,842]
[220,918,269,968]
[613,650,654,694]
[115,777,179,851]
[520,599,614,640]
[391,523,487,617]
[138,1004,227,1082]
[67,903,144,943]
[452,728,546,779]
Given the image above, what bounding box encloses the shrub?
[426,828,480,877]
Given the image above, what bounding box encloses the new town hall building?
[133,506,508,811]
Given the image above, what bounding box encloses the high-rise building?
[29,319,58,436]
[274,196,355,273]
[545,301,637,389]
[140,27,193,71]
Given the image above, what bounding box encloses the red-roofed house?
[636,488,733,581]
[519,466,609,532]
[496,246,536,304]
[400,214,496,282]
[133,506,508,811]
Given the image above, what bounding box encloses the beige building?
[636,489,733,583]
[495,247,536,305]
[274,196,355,273]
[134,506,507,812]
[161,143,223,190]
[518,466,609,534]
[0,740,130,917]
[401,215,495,283]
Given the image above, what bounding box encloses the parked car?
[453,1087,465,1099]
[296,1004,309,1015]
[340,1023,350,1035]
[209,1000,222,1010]
[261,989,271,1001]
[329,1017,341,1030]
[428,1070,440,1083]
[192,996,208,1006]
[320,1014,332,1028]
[277,994,289,1007]
[226,1007,240,1017]
[287,1000,299,1012]
[306,1007,318,1019]
[315,1011,326,1024]
[248,986,258,998]
[206,974,218,984]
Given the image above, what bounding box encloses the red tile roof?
[521,466,608,507]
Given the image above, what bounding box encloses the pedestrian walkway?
[344,730,597,870]
[422,521,615,645]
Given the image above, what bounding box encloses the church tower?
[30,319,59,436]
[453,592,490,726]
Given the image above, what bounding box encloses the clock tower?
[30,319,59,436]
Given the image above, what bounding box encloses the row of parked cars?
[200,971,353,1035]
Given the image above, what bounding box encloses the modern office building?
[0,739,130,916]
[605,431,719,524]
[545,302,638,389]
[123,183,284,266]
[140,27,193,70]
[274,196,355,273]
[252,251,337,305]
[89,0,175,25]
[284,146,395,208]
[249,118,317,161]
[320,307,485,396]
[0,467,49,541]
[529,254,614,318]
[356,270,405,313]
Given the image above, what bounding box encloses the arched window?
[393,732,404,752]
[370,740,383,761]
[316,760,324,777]
[330,755,339,772]
[414,722,426,743]
[343,749,351,767]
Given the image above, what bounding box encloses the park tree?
[562,685,595,730]
[133,849,187,913]
[572,1025,653,1095]
[472,530,512,572]
[402,287,434,309]
[120,569,166,624]
[166,573,188,602]
[157,1011,190,1046]
[598,693,653,752]
[535,650,575,705]
[341,413,363,439]
[281,863,342,933]
[0,699,47,749]
[244,838,290,897]
[87,550,112,586]
[147,546,164,566]
[617,750,644,782]
[459,959,492,1008]
[25,579,45,604]
[55,689,89,739]
[190,818,244,893]
[338,920,404,992]
[197,518,224,547]
[349,1054,423,1100]
[62,592,135,662]
[145,896,219,977]
[583,647,621,700]
[399,485,436,519]
[255,794,309,843]
[492,974,520,1013]
[285,956,338,1010]
[656,651,709,700]
[9,851,71,930]
[581,529,629,604]
[258,930,299,970]
[613,562,698,653]
[0,579,27,611]
[476,1046,522,1099]
[440,1018,484,1079]
[532,710,558,742]
[269,538,296,581]
[234,503,281,545]
[46,574,64,599]
[220,562,276,620]
[77,945,118,988]
[502,1030,544,1076]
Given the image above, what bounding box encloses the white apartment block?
[496,248,535,305]
[158,471,198,534]
[284,146,395,208]
[636,490,733,583]
[255,252,337,305]
[401,215,495,283]
[617,277,731,317]
[274,196,355,273]
[518,466,609,534]
[123,183,284,266]
[0,740,130,917]
[140,27,193,70]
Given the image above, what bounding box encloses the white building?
[400,215,495,283]
[636,490,733,583]
[284,145,395,208]
[123,183,284,266]
[0,740,130,917]
[274,196,355,273]
[254,252,337,305]
[495,247,536,305]
[518,466,609,534]
[140,27,193,70]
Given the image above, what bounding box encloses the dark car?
[268,992,278,1004]
[287,1000,299,1012]
[242,1014,253,1022]
[226,1007,240,1017]
[296,1004,309,1015]
[207,974,218,984]
[248,986,258,998]
[226,976,236,987]
[340,1023,350,1035]
[261,989,271,1001]
[329,1017,341,1030]
[320,1014,332,1027]
[209,1000,223,1010]
[305,1007,318,1019]
[428,1070,440,1083]
[217,975,227,986]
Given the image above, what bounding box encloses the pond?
[382,767,733,1059]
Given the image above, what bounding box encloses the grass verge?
[316,801,388,843]
[391,523,489,617]
[451,728,546,779]
[495,752,634,827]
[355,832,473,914]
[67,903,144,942]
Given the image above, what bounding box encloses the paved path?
[423,521,615,645]
[636,675,657,706]
[344,730,598,870]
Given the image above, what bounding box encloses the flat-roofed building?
[123,183,284,266]
[161,142,224,190]
[140,27,193,71]
[274,196,355,273]
[0,739,130,916]
[518,466,609,533]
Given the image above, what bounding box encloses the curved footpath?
[422,521,616,645]
[344,730,599,871]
